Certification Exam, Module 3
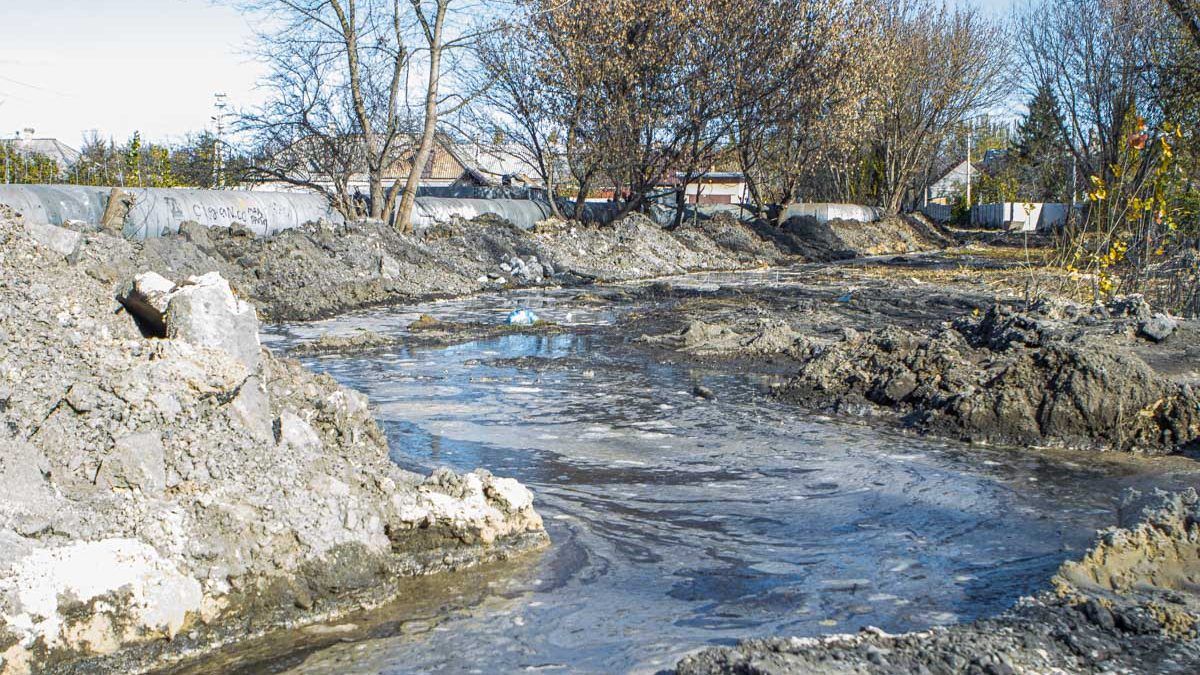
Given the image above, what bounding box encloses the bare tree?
[731,0,877,224]
[239,0,482,230]
[394,0,450,232]
[469,20,566,217]
[1166,0,1200,49]
[1019,0,1162,184]
[239,0,415,220]
[868,1,1009,213]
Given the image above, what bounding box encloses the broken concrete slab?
[97,432,167,495]
[164,272,262,371]
[25,221,81,258]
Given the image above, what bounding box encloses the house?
[2,128,81,173]
[456,143,543,187]
[679,172,749,205]
[925,159,981,205]
[253,133,490,193]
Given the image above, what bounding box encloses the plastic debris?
[506,308,540,326]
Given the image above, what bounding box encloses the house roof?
[3,137,81,168]
[278,133,490,184]
[929,159,983,186]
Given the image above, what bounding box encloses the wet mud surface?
[202,270,1200,674]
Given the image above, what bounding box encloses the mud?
[676,489,1200,674]
[0,216,547,674]
[634,260,1200,454]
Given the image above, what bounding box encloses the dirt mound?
[95,212,799,322]
[768,214,955,261]
[779,300,1200,453]
[0,218,547,672]
[677,490,1200,674]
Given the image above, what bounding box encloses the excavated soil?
[48,210,940,323]
[633,260,1200,455]
[0,216,548,674]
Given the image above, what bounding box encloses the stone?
[277,410,323,451]
[25,222,81,258]
[97,432,167,495]
[1139,313,1177,343]
[229,375,273,442]
[117,271,179,337]
[379,254,401,280]
[164,272,262,370]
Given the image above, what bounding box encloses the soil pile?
[19,207,955,323]
[767,214,954,261]
[0,217,547,673]
[780,298,1200,453]
[649,294,1200,453]
[677,489,1200,674]
[95,212,794,322]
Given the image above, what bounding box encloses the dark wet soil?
[194,263,1200,674]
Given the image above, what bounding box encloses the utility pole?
[212,93,228,189]
[965,120,973,210]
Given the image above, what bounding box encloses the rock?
[163,272,262,371]
[277,410,323,451]
[25,221,81,258]
[379,254,401,280]
[117,271,179,337]
[1139,313,1177,343]
[97,432,167,495]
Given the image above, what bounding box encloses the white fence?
[971,202,1076,232]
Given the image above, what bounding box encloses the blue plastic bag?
[506,308,540,326]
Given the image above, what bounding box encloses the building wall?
[684,181,747,205]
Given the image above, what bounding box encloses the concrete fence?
[783,203,882,223]
[0,185,345,238]
[0,184,635,237]
[920,203,954,223]
[970,202,1076,232]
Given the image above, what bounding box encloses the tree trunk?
[542,149,562,219]
[395,2,448,233]
[672,185,687,229]
[573,179,589,221]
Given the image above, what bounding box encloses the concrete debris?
[24,221,81,259]
[0,214,548,672]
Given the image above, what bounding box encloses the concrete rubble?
[0,215,548,673]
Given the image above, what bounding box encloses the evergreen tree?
[1013,84,1070,201]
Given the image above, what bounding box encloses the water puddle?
[249,279,1188,674]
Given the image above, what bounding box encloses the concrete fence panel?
[783,203,882,223]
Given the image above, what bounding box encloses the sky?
[0,0,264,146]
[0,0,1019,148]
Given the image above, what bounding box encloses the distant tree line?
[1,131,251,188]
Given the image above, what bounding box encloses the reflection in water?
[254,286,1171,674]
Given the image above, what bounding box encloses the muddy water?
[258,279,1182,674]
